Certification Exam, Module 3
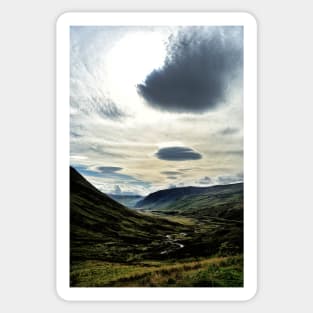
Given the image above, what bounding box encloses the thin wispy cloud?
[70,26,243,195]
[217,173,243,185]
[160,171,182,175]
[219,127,240,135]
[97,166,123,173]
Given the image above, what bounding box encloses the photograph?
[57,12,257,300]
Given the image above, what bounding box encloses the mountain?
[134,182,243,263]
[70,166,243,287]
[108,194,143,208]
[136,183,243,220]
[135,186,204,209]
[70,166,188,263]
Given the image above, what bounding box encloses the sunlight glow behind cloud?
[70,26,243,195]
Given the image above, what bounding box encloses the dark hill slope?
[136,183,243,220]
[70,167,188,262]
[136,186,210,209]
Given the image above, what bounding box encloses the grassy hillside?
[70,166,189,263]
[136,185,214,209]
[71,255,243,287]
[137,183,243,221]
[70,166,243,287]
[138,183,244,260]
[136,183,243,211]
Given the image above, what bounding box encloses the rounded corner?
[242,284,258,302]
[240,12,258,29]
[56,13,254,300]
[55,284,71,302]
[56,12,73,28]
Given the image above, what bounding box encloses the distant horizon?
[71,165,243,197]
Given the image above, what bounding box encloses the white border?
[56,12,257,301]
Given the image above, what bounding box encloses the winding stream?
[160,233,186,255]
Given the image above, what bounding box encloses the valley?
[70,166,243,287]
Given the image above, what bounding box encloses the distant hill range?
[108,194,143,208]
[136,183,243,221]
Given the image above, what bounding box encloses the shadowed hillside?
[136,183,242,208]
[70,166,189,263]
[70,166,243,287]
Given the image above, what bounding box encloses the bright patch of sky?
[70,26,243,195]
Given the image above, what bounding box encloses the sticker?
[56,12,257,301]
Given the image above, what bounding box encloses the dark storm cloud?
[155,146,202,161]
[137,26,243,113]
[97,166,123,173]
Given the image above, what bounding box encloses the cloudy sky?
[70,26,243,196]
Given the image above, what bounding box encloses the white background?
[0,0,312,312]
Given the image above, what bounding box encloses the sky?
[70,26,243,196]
